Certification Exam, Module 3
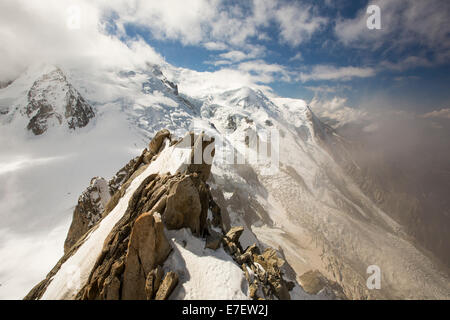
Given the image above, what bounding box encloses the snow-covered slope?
[1,63,449,300]
[194,87,450,299]
[0,64,94,135]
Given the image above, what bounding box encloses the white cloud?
[421,108,450,120]
[109,0,327,49]
[0,0,164,81]
[203,41,228,51]
[274,3,327,47]
[309,96,369,127]
[204,59,233,67]
[334,0,450,69]
[299,65,376,82]
[219,50,251,62]
[0,1,298,97]
[289,52,303,62]
[0,0,331,82]
[107,0,218,45]
[170,66,273,98]
[237,60,292,82]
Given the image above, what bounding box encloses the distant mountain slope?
[0,64,94,135]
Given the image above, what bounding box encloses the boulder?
[121,212,172,300]
[163,176,203,234]
[149,129,171,155]
[225,226,244,243]
[155,271,179,300]
[145,266,164,300]
[205,229,223,250]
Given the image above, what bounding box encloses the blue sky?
[1,0,449,117]
[112,0,450,113]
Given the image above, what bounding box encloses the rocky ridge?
[25,67,95,135]
[25,129,308,300]
[0,66,95,135]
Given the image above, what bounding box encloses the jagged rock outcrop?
[219,226,295,300]
[64,177,112,253]
[154,271,179,300]
[163,175,204,234]
[64,141,167,254]
[25,67,94,135]
[121,212,172,299]
[144,266,164,300]
[25,129,300,300]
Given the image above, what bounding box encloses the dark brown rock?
[163,176,202,234]
[205,229,222,250]
[122,212,172,300]
[149,129,171,155]
[155,271,178,300]
[225,226,244,243]
[64,177,111,253]
[145,266,164,300]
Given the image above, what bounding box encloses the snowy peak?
[25,67,95,135]
[219,87,278,112]
[0,65,95,135]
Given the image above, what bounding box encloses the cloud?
[334,0,450,69]
[169,66,274,98]
[309,96,369,127]
[304,84,351,93]
[0,1,298,97]
[164,58,294,97]
[108,0,327,48]
[219,50,252,63]
[289,52,303,62]
[237,60,292,82]
[274,3,327,47]
[421,108,450,120]
[203,41,228,51]
[114,0,219,45]
[0,0,164,81]
[0,0,331,82]
[299,65,376,82]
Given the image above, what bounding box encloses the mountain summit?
[0,65,94,135]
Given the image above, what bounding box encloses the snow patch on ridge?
[164,228,249,300]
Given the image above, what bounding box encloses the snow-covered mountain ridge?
[1,64,449,300]
[26,130,332,300]
[0,64,94,135]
